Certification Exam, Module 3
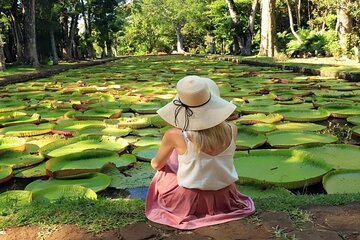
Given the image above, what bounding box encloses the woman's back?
[176,124,239,190]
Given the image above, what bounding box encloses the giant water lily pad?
[234,149,332,189]
[353,126,360,137]
[236,113,283,124]
[133,137,162,147]
[101,162,155,189]
[266,131,337,148]
[275,122,326,131]
[236,123,276,133]
[132,145,159,161]
[236,128,267,150]
[52,119,104,135]
[25,173,111,192]
[14,162,46,178]
[323,170,360,194]
[32,185,97,202]
[77,125,132,137]
[39,135,129,158]
[106,117,150,129]
[0,137,26,152]
[130,102,163,114]
[0,165,13,184]
[275,109,330,122]
[0,190,32,206]
[0,123,54,137]
[347,115,360,125]
[319,104,360,118]
[294,144,360,170]
[46,150,135,177]
[0,113,40,127]
[236,184,294,199]
[65,108,122,120]
[0,151,44,169]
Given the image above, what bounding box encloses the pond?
[0,55,360,203]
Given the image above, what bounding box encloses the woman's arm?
[151,128,181,170]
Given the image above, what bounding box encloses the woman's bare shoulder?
[163,127,183,140]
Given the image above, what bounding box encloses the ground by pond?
[1,201,359,240]
[0,55,360,239]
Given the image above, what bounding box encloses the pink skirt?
[145,151,255,230]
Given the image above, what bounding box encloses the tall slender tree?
[259,0,276,57]
[22,0,39,66]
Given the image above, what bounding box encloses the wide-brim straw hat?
[157,76,236,131]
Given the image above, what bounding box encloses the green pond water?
[1,55,360,201]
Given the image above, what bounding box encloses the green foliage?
[286,29,334,57]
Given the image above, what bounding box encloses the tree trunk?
[22,0,39,66]
[259,0,276,57]
[174,23,185,53]
[297,0,301,28]
[50,29,59,65]
[10,0,24,63]
[285,0,303,43]
[206,31,216,54]
[338,0,353,54]
[242,0,259,55]
[225,0,246,55]
[0,36,5,71]
[106,40,113,57]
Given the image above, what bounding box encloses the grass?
[0,193,359,233]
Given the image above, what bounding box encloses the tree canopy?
[0,0,360,68]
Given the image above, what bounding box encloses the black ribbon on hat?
[173,94,212,131]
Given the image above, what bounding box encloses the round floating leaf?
[275,122,326,131]
[132,128,161,137]
[65,108,122,120]
[319,104,360,118]
[236,113,283,124]
[0,190,32,206]
[266,131,337,148]
[77,125,132,137]
[237,123,276,133]
[0,123,54,137]
[52,119,104,135]
[39,135,129,158]
[14,162,46,178]
[133,137,162,147]
[32,185,97,202]
[130,102,163,114]
[236,128,267,150]
[25,173,111,193]
[234,149,332,189]
[0,151,44,169]
[323,170,360,194]
[0,165,13,184]
[111,117,151,129]
[46,150,136,177]
[101,162,155,189]
[149,115,171,128]
[236,183,294,199]
[353,126,360,137]
[294,144,360,170]
[0,113,40,127]
[275,109,330,122]
[347,115,360,125]
[132,145,159,161]
[0,137,26,152]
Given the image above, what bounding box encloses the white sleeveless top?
[177,126,238,190]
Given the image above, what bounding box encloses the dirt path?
[1,201,359,240]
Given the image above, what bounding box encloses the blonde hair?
[188,121,232,154]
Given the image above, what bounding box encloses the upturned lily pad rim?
[32,185,97,202]
[322,169,360,194]
[0,165,13,184]
[234,149,332,189]
[25,172,111,193]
